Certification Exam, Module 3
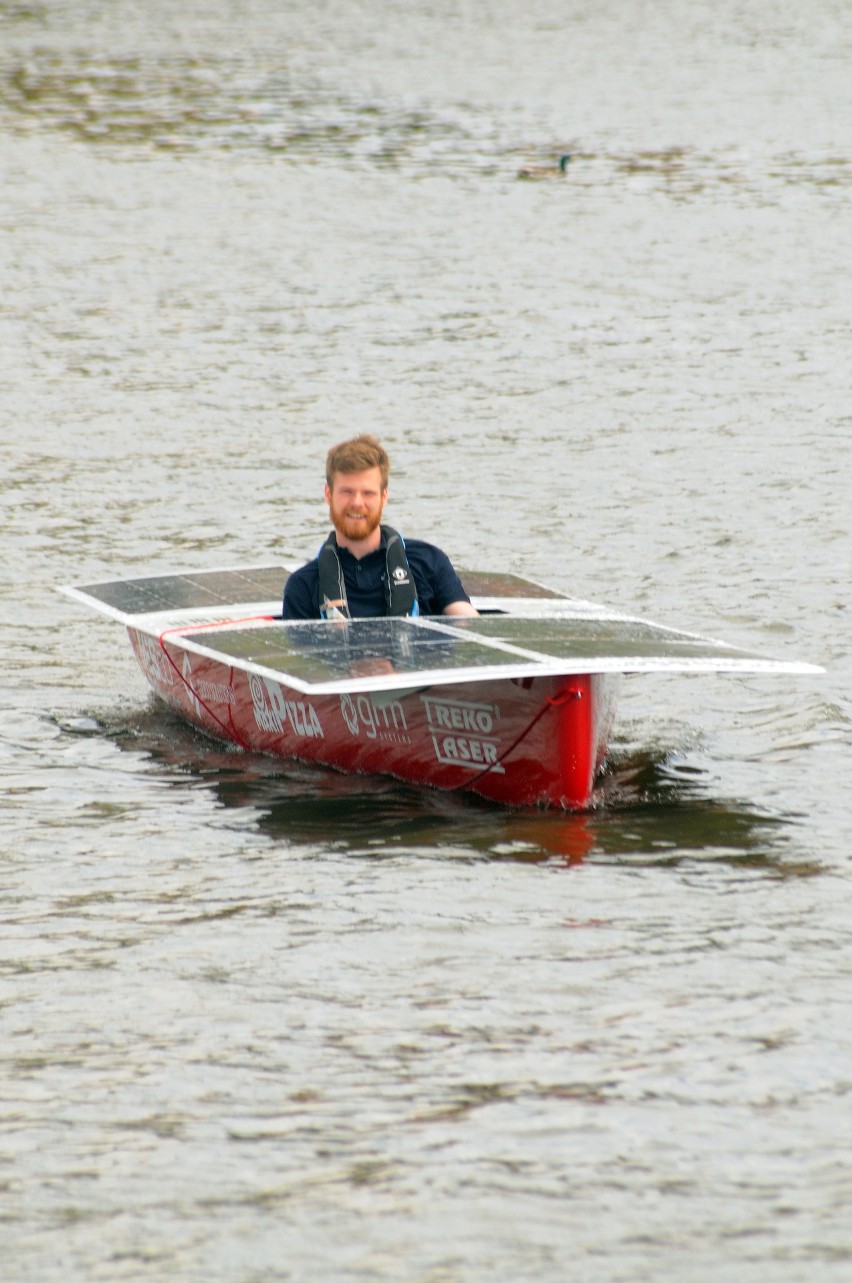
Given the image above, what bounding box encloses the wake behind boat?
[59,563,822,810]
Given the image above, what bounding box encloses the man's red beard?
[330,503,383,543]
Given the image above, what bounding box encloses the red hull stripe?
[156,615,276,749]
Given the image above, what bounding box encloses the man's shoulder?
[400,537,453,567]
[282,559,319,619]
[403,539,464,584]
[287,558,319,583]
[401,538,469,609]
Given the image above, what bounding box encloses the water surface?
[2,1,851,1279]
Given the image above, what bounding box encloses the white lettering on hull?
[195,678,236,705]
[136,633,175,687]
[249,674,324,738]
[420,695,505,773]
[182,652,202,717]
[174,650,237,716]
[339,693,411,744]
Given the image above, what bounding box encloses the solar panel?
[439,614,767,663]
[63,565,289,621]
[178,618,538,688]
[60,563,822,695]
[171,611,820,696]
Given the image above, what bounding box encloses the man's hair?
[326,434,390,488]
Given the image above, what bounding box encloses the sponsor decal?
[248,673,324,738]
[182,652,202,716]
[195,678,236,705]
[339,692,411,744]
[180,652,236,711]
[136,633,175,687]
[421,694,505,773]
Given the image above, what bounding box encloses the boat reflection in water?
[66,698,810,875]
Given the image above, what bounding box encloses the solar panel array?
[70,565,288,616]
[63,564,821,689]
[181,618,527,685]
[441,615,765,663]
[175,613,819,693]
[68,566,563,619]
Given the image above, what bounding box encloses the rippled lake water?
[2,1,851,1279]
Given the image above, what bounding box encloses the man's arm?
[388,540,479,617]
[426,546,478,616]
[282,566,319,620]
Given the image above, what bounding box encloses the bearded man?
[282,435,477,620]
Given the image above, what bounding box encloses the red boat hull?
[128,626,621,810]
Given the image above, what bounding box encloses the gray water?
[2,1,851,1279]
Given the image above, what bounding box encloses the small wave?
[3,52,849,197]
[0,51,489,173]
[61,699,814,873]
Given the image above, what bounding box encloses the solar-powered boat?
[60,564,821,810]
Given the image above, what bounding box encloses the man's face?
[325,466,387,543]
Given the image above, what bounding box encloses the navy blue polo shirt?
[282,535,470,619]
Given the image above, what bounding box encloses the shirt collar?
[336,532,387,563]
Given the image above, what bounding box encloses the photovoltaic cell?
[439,615,766,663]
[71,566,288,616]
[184,618,539,685]
[62,563,821,686]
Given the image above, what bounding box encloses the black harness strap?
[317,526,419,619]
[382,527,418,617]
[317,532,350,618]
